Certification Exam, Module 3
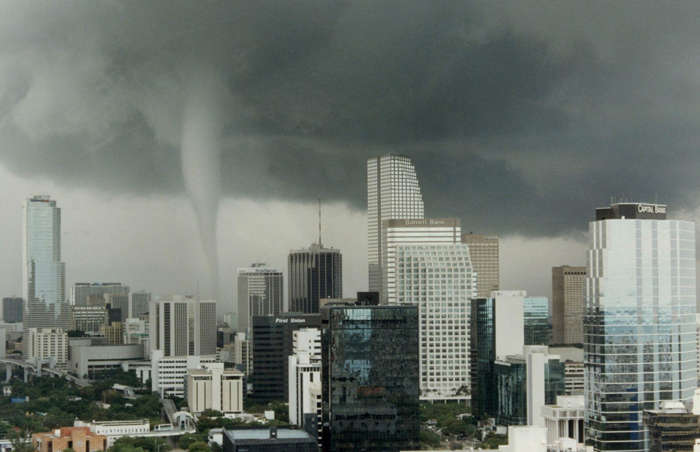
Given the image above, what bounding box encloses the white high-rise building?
[288,327,322,433]
[383,218,462,304]
[492,290,527,359]
[149,296,217,357]
[584,202,697,452]
[367,155,424,294]
[237,263,283,333]
[149,296,219,396]
[395,242,475,401]
[25,327,69,368]
[23,195,69,329]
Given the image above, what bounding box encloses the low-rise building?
[644,400,700,452]
[69,343,144,378]
[73,419,150,447]
[151,350,219,397]
[185,365,244,415]
[32,427,107,452]
[222,427,318,452]
[72,306,107,333]
[542,395,585,445]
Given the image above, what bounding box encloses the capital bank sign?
[637,203,666,215]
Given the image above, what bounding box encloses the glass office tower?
[584,203,697,452]
[321,302,420,452]
[22,195,69,329]
[289,243,342,314]
[524,297,551,345]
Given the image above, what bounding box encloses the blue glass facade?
[524,297,551,345]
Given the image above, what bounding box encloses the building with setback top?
[551,266,586,344]
[366,154,424,295]
[461,233,500,298]
[236,263,283,333]
[288,244,342,314]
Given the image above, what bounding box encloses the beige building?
[25,328,69,367]
[186,365,244,414]
[551,266,586,344]
[33,427,107,452]
[100,322,124,345]
[461,233,500,298]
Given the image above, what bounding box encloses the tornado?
[180,65,224,300]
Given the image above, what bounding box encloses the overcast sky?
[2,1,700,314]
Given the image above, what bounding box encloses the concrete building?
[367,154,425,295]
[321,301,420,452]
[236,263,283,333]
[292,328,321,359]
[149,296,217,357]
[644,400,700,452]
[151,352,219,397]
[72,306,107,333]
[548,345,584,395]
[551,266,586,344]
[33,427,107,452]
[585,202,697,451]
[500,426,548,452]
[289,328,322,431]
[100,322,124,345]
[69,343,144,378]
[25,327,68,367]
[123,317,148,348]
[232,332,250,375]
[526,346,566,428]
[2,297,23,323]
[461,233,500,298]
[73,420,150,448]
[542,395,585,445]
[222,428,318,452]
[383,218,462,304]
[288,243,342,314]
[394,241,475,401]
[23,195,69,329]
[186,365,244,415]
[73,283,129,308]
[250,313,321,402]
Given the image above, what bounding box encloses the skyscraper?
[129,291,151,318]
[395,242,475,401]
[367,155,424,294]
[551,266,586,344]
[236,263,283,333]
[288,244,342,314]
[584,202,697,452]
[383,218,461,304]
[461,233,500,298]
[22,195,69,329]
[321,301,420,452]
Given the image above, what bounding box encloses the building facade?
[186,365,244,415]
[643,400,700,452]
[222,428,318,452]
[149,296,217,357]
[524,297,551,345]
[321,302,420,452]
[72,306,107,333]
[33,427,107,452]
[367,154,424,294]
[461,233,500,298]
[584,202,697,451]
[542,395,585,445]
[236,263,283,333]
[25,327,69,367]
[250,314,321,402]
[73,283,129,308]
[394,242,475,401]
[69,344,144,378]
[288,244,342,314]
[23,195,69,329]
[2,297,23,323]
[105,293,129,322]
[551,266,586,344]
[129,291,151,318]
[382,218,462,304]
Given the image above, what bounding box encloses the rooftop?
[226,428,313,441]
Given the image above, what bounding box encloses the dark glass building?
[644,403,700,452]
[494,356,527,425]
[470,298,497,417]
[289,243,342,314]
[251,313,321,403]
[222,427,318,452]
[524,297,551,345]
[2,297,23,323]
[321,302,420,452]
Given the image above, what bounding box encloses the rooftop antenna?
[318,198,322,247]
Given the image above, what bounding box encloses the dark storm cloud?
[2,0,700,236]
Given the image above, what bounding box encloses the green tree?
[188,441,210,452]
